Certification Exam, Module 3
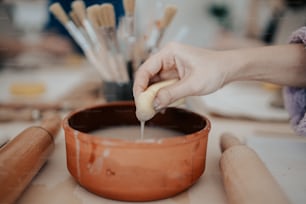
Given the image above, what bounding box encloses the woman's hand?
[133,42,238,110]
[133,42,306,111]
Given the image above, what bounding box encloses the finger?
[133,51,171,98]
[154,78,194,110]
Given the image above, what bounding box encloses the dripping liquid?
[140,121,145,140]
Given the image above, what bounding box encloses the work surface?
[1,62,306,204]
[2,103,305,204]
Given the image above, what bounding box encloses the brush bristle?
[99,3,116,28]
[71,0,86,22]
[87,5,100,28]
[49,3,70,25]
[123,0,135,16]
[160,5,177,29]
[69,11,82,27]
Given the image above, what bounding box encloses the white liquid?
[90,125,183,141]
[140,121,145,140]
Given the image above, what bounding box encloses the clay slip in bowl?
[63,101,211,201]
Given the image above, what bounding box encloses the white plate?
[199,82,289,121]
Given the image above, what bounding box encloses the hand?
[134,42,306,111]
[133,42,237,110]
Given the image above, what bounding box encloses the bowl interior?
[67,102,207,137]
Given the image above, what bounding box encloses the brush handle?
[83,19,100,49]
[124,16,135,37]
[0,114,61,203]
[219,133,290,204]
[66,21,112,81]
[146,26,160,53]
[103,28,129,82]
[66,21,91,51]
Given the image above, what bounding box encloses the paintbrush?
[49,3,110,81]
[69,11,82,28]
[49,3,90,52]
[69,11,92,46]
[86,5,116,82]
[71,0,101,50]
[72,1,115,82]
[121,0,136,80]
[146,5,177,53]
[123,0,135,36]
[98,3,129,83]
[87,5,100,28]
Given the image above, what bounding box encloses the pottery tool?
[72,0,110,62]
[219,133,290,204]
[72,0,113,81]
[69,10,91,44]
[49,3,111,82]
[71,0,100,49]
[86,5,116,82]
[146,5,177,53]
[49,3,90,51]
[134,79,185,140]
[98,3,129,82]
[86,5,101,29]
[123,0,135,36]
[135,79,178,122]
[0,113,61,204]
[121,0,136,80]
[69,10,98,61]
[69,11,82,27]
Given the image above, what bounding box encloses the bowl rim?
[62,101,211,147]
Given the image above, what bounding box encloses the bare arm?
[229,44,306,87]
[133,42,306,110]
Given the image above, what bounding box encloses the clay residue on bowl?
[63,101,210,201]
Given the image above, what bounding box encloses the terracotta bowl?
[63,101,211,201]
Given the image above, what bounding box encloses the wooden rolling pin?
[219,133,290,204]
[0,113,61,204]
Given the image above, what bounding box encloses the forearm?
[228,44,306,87]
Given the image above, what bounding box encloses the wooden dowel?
[219,133,290,204]
[0,113,61,203]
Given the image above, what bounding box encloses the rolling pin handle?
[219,133,290,204]
[220,133,242,153]
[40,112,62,140]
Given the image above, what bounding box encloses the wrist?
[223,44,306,87]
[223,47,273,83]
[221,49,250,84]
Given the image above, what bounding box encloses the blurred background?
[2,0,305,51]
[0,0,305,121]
